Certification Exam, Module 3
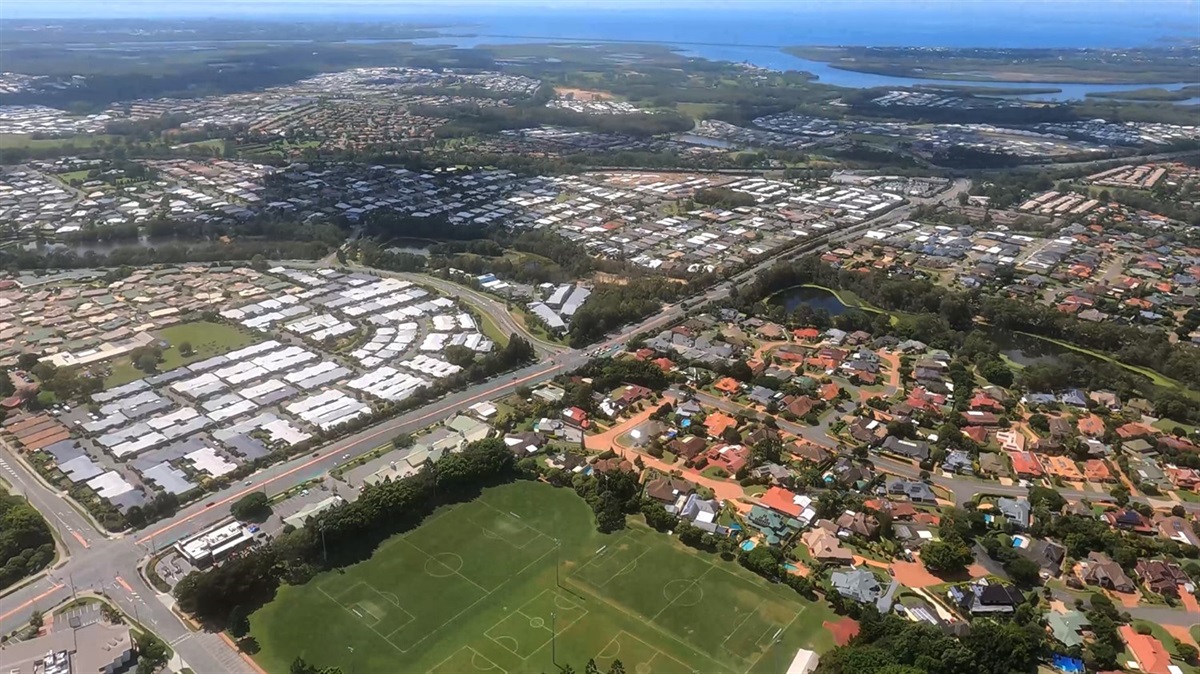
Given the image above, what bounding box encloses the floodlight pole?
[551,611,557,666]
[347,646,355,674]
[554,538,560,587]
[321,524,328,565]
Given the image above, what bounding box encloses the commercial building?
[0,620,134,674]
[175,520,256,567]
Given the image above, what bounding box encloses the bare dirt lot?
[554,87,615,101]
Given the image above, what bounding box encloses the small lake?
[31,237,153,256]
[771,286,850,315]
[772,285,1076,366]
[674,133,738,149]
[384,237,433,257]
[989,330,1072,367]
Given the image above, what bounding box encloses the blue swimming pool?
[1052,654,1084,674]
[1012,534,1028,548]
[785,562,799,572]
[740,539,757,551]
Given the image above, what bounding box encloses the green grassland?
[249,481,833,674]
[0,134,122,150]
[104,320,261,388]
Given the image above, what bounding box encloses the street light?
[347,646,355,674]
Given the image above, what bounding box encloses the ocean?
[399,3,1200,99]
[14,1,1200,98]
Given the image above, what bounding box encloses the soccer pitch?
[250,481,835,674]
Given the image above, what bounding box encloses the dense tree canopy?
[817,605,1045,674]
[175,439,517,625]
[0,487,55,590]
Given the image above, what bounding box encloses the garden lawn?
[250,481,833,674]
[104,321,261,388]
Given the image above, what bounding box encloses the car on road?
[341,453,350,460]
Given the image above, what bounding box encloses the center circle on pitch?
[425,553,464,577]
[530,617,545,629]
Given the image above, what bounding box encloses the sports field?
[105,320,261,387]
[250,481,834,674]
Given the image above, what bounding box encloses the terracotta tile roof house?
[963,425,990,444]
[1166,465,1200,491]
[652,357,675,372]
[969,391,1003,411]
[1116,422,1156,439]
[1077,414,1106,437]
[819,382,841,401]
[1135,559,1189,597]
[1118,625,1173,674]
[774,345,808,363]
[562,406,590,429]
[714,377,742,394]
[1042,455,1083,481]
[904,387,946,413]
[792,327,821,341]
[1081,552,1135,593]
[1083,459,1115,482]
[1158,435,1200,453]
[703,443,750,474]
[875,500,918,520]
[759,486,805,518]
[1008,451,1044,478]
[703,412,738,439]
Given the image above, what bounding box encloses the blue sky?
[6,0,1199,21]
